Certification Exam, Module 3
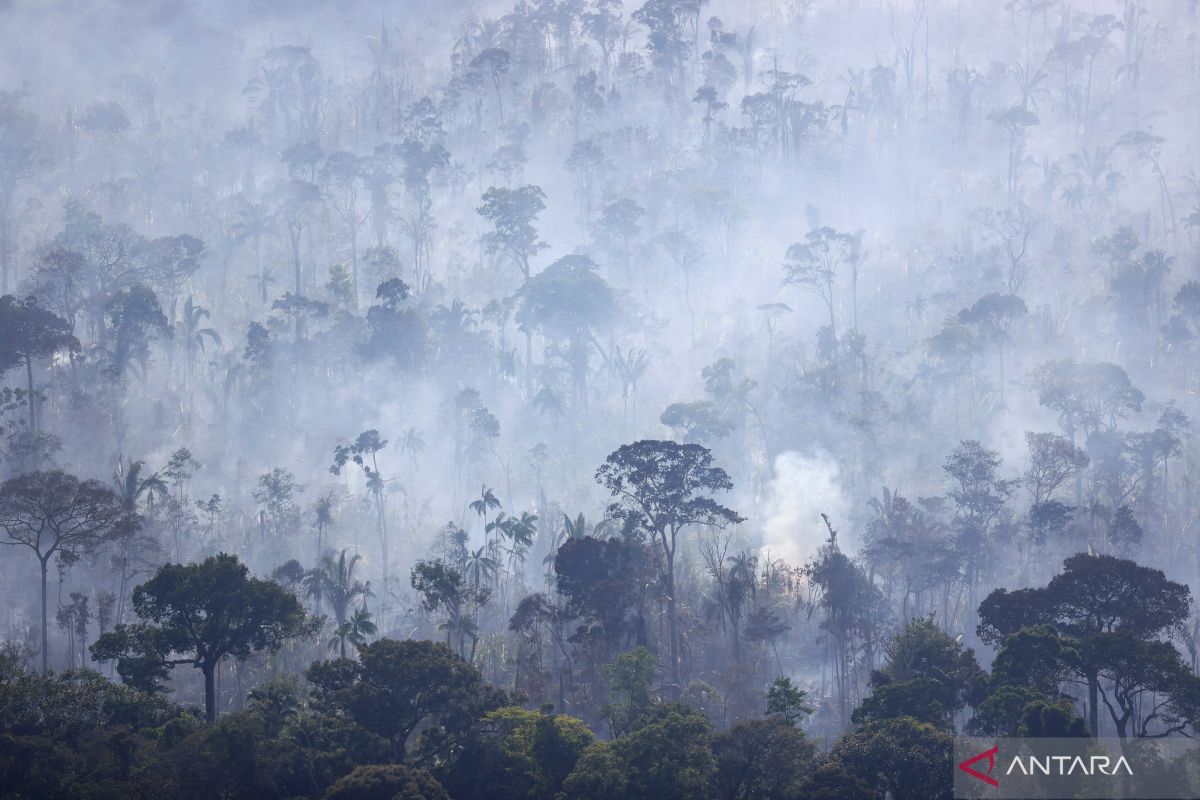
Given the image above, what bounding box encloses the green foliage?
[324,764,450,800]
[978,554,1195,737]
[826,716,954,800]
[713,717,815,800]
[562,704,716,800]
[799,762,874,800]
[91,554,312,721]
[553,535,652,652]
[439,705,595,800]
[306,638,508,762]
[765,675,813,727]
[854,617,984,727]
[602,645,657,736]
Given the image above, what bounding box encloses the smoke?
[761,451,849,566]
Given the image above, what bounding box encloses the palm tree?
[311,495,333,609]
[470,485,501,547]
[330,605,377,656]
[180,295,221,388]
[439,611,479,662]
[113,458,168,513]
[611,346,649,431]
[464,545,498,589]
[398,427,425,484]
[233,200,275,306]
[727,550,758,594]
[506,511,538,549]
[111,459,168,625]
[489,510,538,585]
[542,511,599,583]
[305,548,368,657]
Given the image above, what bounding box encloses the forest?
[0,0,1198,798]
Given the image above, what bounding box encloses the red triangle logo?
[958,745,999,787]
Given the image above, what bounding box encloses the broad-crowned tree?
[0,294,79,430]
[853,617,984,729]
[713,716,815,800]
[305,638,508,762]
[825,716,954,800]
[782,227,862,343]
[978,553,1191,736]
[554,534,653,656]
[596,440,743,685]
[0,469,132,673]
[477,185,547,283]
[562,704,716,800]
[516,254,614,407]
[91,553,312,722]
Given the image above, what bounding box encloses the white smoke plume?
[761,451,849,566]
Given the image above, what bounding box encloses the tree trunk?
[203,662,217,722]
[291,228,302,295]
[1088,673,1099,736]
[665,545,679,688]
[40,556,49,674]
[26,355,35,432]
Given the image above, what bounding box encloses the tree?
[305,638,507,762]
[0,470,131,673]
[1030,360,1144,444]
[0,295,79,431]
[971,624,1087,737]
[440,705,595,800]
[0,93,38,292]
[602,646,658,736]
[554,535,653,655]
[91,553,312,722]
[766,676,814,727]
[330,606,378,656]
[469,48,512,122]
[562,704,716,800]
[331,430,393,614]
[470,485,502,549]
[319,151,369,300]
[105,283,170,377]
[944,440,1016,620]
[305,548,369,657]
[253,467,301,540]
[477,185,547,283]
[411,558,485,658]
[364,278,426,369]
[324,764,450,800]
[852,617,984,728]
[272,179,322,295]
[825,716,953,800]
[782,227,862,342]
[596,440,744,684]
[516,254,614,406]
[592,197,643,282]
[956,293,1027,404]
[805,529,888,726]
[660,401,734,444]
[179,295,220,387]
[1023,431,1089,505]
[657,226,704,344]
[978,553,1192,736]
[713,717,815,800]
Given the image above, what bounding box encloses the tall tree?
[782,227,862,343]
[92,553,312,722]
[477,185,548,283]
[596,440,743,685]
[0,470,131,673]
[979,553,1192,736]
[0,295,79,431]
